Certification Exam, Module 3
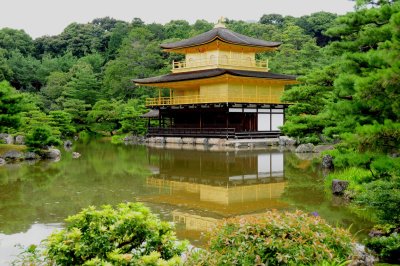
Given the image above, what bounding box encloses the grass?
[324,167,373,193]
[0,144,27,155]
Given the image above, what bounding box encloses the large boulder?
[332,179,349,195]
[295,143,315,153]
[42,148,61,160]
[1,150,23,161]
[14,135,25,145]
[279,136,297,146]
[0,133,14,144]
[322,154,334,169]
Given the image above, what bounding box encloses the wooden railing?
[146,127,281,139]
[145,94,282,106]
[147,127,236,138]
[172,57,269,73]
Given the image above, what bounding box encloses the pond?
[0,140,372,264]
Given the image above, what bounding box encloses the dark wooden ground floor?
[145,104,286,138]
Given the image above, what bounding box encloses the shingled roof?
[133,68,296,84]
[160,27,281,50]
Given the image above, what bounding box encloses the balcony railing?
[172,57,269,73]
[145,94,282,107]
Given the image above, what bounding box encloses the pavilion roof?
[160,27,281,50]
[133,68,296,85]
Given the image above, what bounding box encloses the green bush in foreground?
[365,232,400,264]
[44,202,187,265]
[185,210,354,266]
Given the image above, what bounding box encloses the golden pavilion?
[134,19,297,138]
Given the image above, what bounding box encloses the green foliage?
[0,81,23,132]
[365,232,400,263]
[49,110,76,137]
[87,100,122,135]
[25,126,62,152]
[355,177,400,225]
[0,28,34,56]
[283,2,400,148]
[44,202,187,265]
[186,210,354,265]
[325,167,373,193]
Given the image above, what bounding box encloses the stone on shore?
[1,150,24,161]
[279,136,297,146]
[322,154,334,169]
[14,135,25,145]
[332,179,349,195]
[295,143,315,153]
[0,134,14,144]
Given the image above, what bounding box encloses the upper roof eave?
[160,27,281,50]
[133,68,298,85]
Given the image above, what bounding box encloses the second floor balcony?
[172,56,269,73]
[145,94,283,107]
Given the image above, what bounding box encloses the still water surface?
[0,140,371,264]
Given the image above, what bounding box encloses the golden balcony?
[145,94,283,107]
[172,57,269,73]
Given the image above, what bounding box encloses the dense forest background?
[0,10,338,138]
[0,0,399,152]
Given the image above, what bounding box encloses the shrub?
[186,210,354,265]
[25,126,62,152]
[365,232,400,263]
[355,177,400,225]
[44,202,187,265]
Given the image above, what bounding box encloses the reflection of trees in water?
[0,142,152,235]
[281,153,372,237]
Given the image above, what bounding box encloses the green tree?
[87,100,122,135]
[64,61,100,105]
[49,110,76,137]
[0,81,23,132]
[7,51,41,91]
[0,49,12,81]
[164,20,191,39]
[0,28,34,56]
[103,27,165,99]
[25,126,62,152]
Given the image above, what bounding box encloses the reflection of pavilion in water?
[143,149,288,233]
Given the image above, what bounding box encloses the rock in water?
[0,158,5,165]
[322,154,334,169]
[72,152,81,158]
[43,148,61,160]
[64,140,73,148]
[332,179,349,195]
[295,143,315,153]
[24,152,39,160]
[1,150,23,161]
